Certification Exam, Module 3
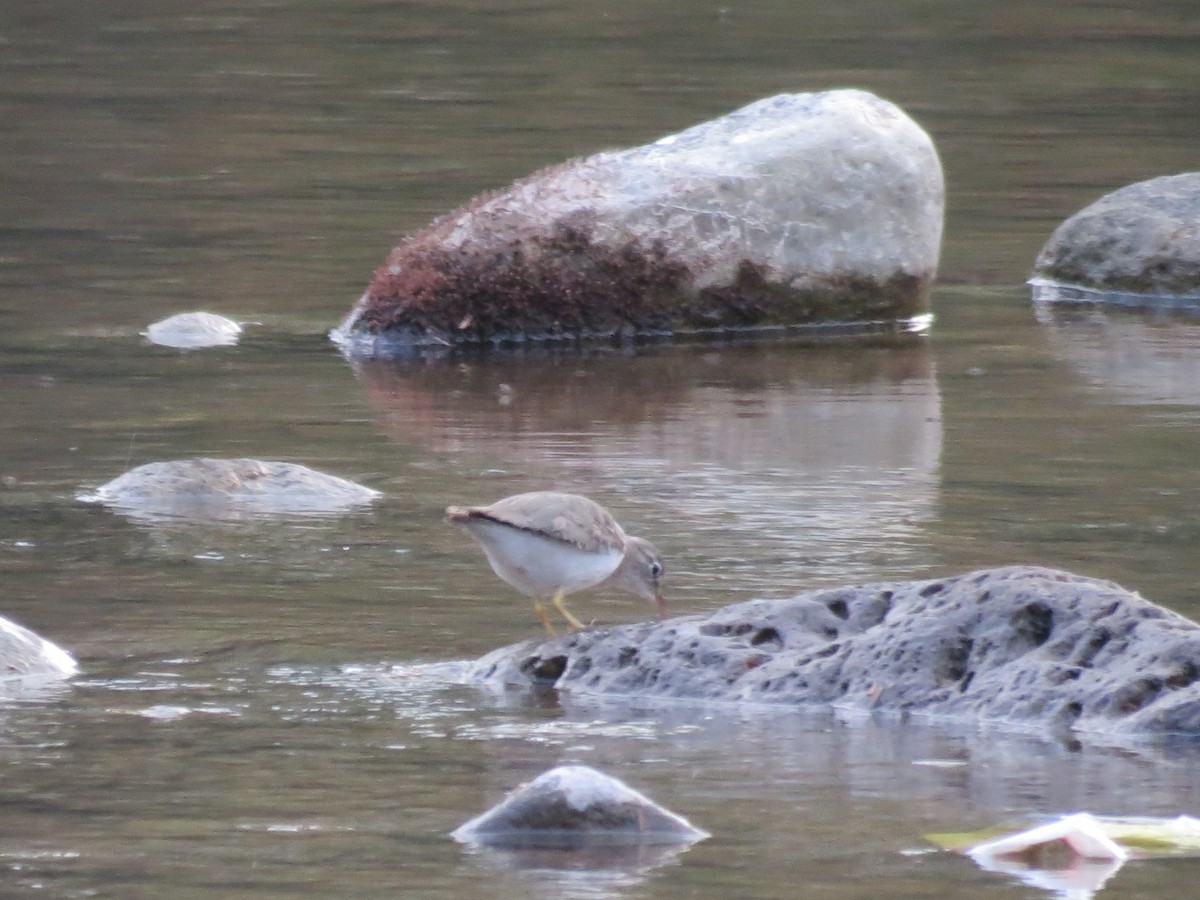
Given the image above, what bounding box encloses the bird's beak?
[653,592,667,620]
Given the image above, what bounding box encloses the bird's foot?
[551,591,586,631]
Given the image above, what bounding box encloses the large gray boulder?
[1032,173,1200,300]
[466,566,1200,737]
[333,89,944,357]
[78,458,381,521]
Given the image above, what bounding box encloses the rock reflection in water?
[1034,297,1200,407]
[456,841,693,896]
[350,341,941,592]
[458,691,1200,825]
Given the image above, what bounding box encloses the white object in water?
[967,813,1128,899]
[143,312,243,348]
[0,614,78,685]
[968,812,1129,864]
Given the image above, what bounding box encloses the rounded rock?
[1032,173,1200,299]
[451,764,709,848]
[335,89,944,356]
[78,458,382,521]
[143,312,244,349]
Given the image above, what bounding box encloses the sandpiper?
[446,491,665,634]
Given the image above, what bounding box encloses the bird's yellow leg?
[551,589,586,631]
[534,599,556,636]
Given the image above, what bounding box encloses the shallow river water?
[4,1,1200,897]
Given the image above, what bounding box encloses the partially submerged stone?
[0,614,78,689]
[466,566,1200,737]
[936,814,1200,896]
[967,813,1128,866]
[964,814,1128,897]
[451,764,709,849]
[334,89,944,357]
[143,312,243,349]
[1032,173,1200,303]
[934,812,1200,859]
[78,458,381,521]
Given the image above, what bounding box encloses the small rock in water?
[77,457,382,521]
[451,764,709,848]
[930,813,1131,898]
[968,813,1128,866]
[1032,172,1200,302]
[143,312,243,349]
[0,614,78,691]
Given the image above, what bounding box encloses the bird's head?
[607,536,666,619]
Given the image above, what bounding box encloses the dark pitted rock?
[466,566,1200,737]
[451,764,709,849]
[78,458,381,521]
[0,614,78,689]
[1032,173,1200,300]
[333,89,944,357]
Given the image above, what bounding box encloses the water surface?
[3,1,1200,897]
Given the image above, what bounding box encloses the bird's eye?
[649,561,663,578]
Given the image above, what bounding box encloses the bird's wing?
[474,492,626,554]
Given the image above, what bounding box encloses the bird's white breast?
[467,519,624,598]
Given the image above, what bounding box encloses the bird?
[446,491,665,635]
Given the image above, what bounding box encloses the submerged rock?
[334,89,944,357]
[1032,173,1200,301]
[959,813,1129,897]
[466,566,1200,737]
[143,312,244,349]
[967,813,1128,866]
[451,764,709,849]
[0,614,78,689]
[78,458,381,521]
